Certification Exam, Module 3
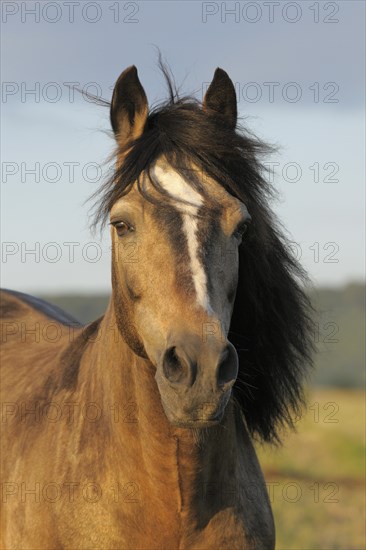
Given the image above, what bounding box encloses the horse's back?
[0,288,81,327]
[0,289,83,401]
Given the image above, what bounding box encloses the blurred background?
[1,1,365,548]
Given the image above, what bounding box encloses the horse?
[0,65,313,549]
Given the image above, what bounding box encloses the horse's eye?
[111,221,132,237]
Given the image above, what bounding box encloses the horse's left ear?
[203,68,237,128]
[110,65,148,147]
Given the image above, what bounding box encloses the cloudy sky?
[1,0,365,293]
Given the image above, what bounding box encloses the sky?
[1,0,365,293]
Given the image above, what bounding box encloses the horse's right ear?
[110,66,148,147]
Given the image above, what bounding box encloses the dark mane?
[91,70,314,443]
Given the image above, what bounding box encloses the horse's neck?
[78,300,242,514]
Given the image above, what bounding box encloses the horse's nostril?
[162,346,186,384]
[217,344,238,388]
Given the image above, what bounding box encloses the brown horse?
[0,65,313,549]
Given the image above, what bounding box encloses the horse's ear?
[110,66,148,146]
[203,68,237,129]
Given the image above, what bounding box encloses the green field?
[257,389,365,550]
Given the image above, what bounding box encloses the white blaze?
[152,164,212,313]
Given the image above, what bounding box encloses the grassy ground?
[256,389,365,549]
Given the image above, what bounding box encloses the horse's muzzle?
[155,337,238,427]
